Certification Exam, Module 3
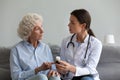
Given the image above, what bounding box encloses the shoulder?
[11,41,24,50]
[90,36,102,48]
[90,36,102,44]
[10,41,25,55]
[39,42,52,55]
[40,42,49,47]
[39,42,50,49]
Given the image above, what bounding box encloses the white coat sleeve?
[75,40,102,76]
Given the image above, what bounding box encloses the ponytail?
[88,28,95,37]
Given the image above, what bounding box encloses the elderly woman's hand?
[56,60,76,74]
[35,62,54,74]
[47,70,60,78]
[40,62,54,70]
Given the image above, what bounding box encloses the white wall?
[0,0,120,47]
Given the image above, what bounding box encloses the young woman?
[56,9,102,80]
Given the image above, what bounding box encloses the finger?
[50,62,55,64]
[45,62,51,65]
[56,64,65,69]
[49,70,54,76]
[47,62,54,66]
[43,62,48,66]
[55,72,60,76]
[49,70,53,74]
[44,62,51,67]
[51,71,55,76]
[59,60,68,65]
[44,62,49,65]
[47,70,53,78]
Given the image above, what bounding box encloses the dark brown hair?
[71,9,95,37]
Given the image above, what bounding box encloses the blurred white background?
[0,0,120,47]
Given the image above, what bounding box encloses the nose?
[40,28,44,33]
[68,23,70,28]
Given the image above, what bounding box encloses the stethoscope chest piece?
[82,59,86,66]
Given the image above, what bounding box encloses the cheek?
[35,30,40,34]
[76,27,82,32]
[35,31,42,37]
[72,26,81,32]
[33,31,41,38]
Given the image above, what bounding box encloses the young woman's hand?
[56,60,76,74]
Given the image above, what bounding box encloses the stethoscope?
[67,33,90,65]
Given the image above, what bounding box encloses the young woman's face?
[68,15,85,34]
[30,20,44,41]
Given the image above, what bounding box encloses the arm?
[10,47,35,80]
[75,40,102,76]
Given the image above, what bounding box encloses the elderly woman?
[10,13,61,80]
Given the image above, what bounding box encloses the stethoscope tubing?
[67,34,90,64]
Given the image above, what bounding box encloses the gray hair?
[17,13,43,40]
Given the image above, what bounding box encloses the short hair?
[17,13,43,40]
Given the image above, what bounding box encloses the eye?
[71,22,75,24]
[70,21,75,25]
[34,26,39,31]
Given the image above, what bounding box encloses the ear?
[81,23,87,29]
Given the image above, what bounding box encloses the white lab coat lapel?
[73,35,90,65]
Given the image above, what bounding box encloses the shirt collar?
[23,40,41,47]
[84,34,90,43]
[74,34,90,43]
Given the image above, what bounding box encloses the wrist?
[35,67,41,74]
[69,65,76,74]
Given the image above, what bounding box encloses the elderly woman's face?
[30,20,44,41]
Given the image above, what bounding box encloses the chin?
[39,36,42,39]
[39,37,42,40]
[69,31,74,34]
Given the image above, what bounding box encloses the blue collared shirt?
[10,41,55,80]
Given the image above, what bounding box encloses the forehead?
[35,20,42,26]
[70,15,78,22]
